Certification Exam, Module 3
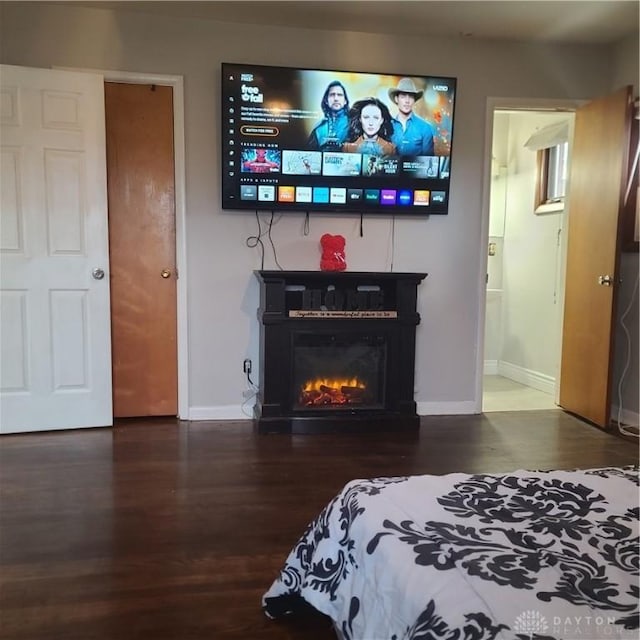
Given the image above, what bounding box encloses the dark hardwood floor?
[1,411,638,640]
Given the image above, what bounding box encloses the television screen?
[221,63,457,215]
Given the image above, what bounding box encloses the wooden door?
[105,82,177,417]
[559,86,633,428]
[0,64,112,433]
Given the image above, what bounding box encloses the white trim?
[188,405,250,421]
[484,360,499,375]
[56,67,189,420]
[474,103,494,413]
[173,81,189,421]
[417,401,478,416]
[193,402,482,420]
[534,201,564,215]
[191,400,480,420]
[497,361,556,396]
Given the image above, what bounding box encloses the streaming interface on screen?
[221,63,457,215]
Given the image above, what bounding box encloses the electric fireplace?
[254,271,427,434]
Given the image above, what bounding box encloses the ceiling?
[53,1,639,45]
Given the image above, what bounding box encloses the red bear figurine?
[320,233,346,271]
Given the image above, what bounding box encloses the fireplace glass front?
[292,332,387,411]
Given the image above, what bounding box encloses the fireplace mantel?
[254,270,427,434]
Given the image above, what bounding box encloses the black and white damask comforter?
[263,466,639,639]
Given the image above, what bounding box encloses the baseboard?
[417,401,478,415]
[497,361,555,395]
[484,360,498,375]
[611,405,640,428]
[181,400,638,425]
[189,401,479,420]
[188,405,253,421]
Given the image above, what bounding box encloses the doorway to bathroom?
[483,107,575,412]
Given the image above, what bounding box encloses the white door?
[0,64,112,433]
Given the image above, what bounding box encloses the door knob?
[597,275,613,286]
[161,269,171,279]
[92,268,105,280]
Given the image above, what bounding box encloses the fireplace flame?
[303,377,365,392]
[300,377,367,406]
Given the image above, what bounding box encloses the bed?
[263,466,639,639]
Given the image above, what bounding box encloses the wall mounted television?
[221,63,457,215]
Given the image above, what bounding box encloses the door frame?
[59,67,189,419]
[475,96,582,413]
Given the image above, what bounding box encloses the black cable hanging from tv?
[390,214,396,272]
[268,211,284,270]
[246,210,265,270]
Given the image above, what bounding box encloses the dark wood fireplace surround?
[254,270,427,434]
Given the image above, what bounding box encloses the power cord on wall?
[616,271,640,438]
[245,211,284,270]
[246,210,266,270]
[241,359,259,419]
[392,215,396,272]
[267,211,284,270]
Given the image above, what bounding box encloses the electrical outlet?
[243,359,252,374]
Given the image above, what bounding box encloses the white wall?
[500,112,570,392]
[488,112,509,238]
[0,2,634,419]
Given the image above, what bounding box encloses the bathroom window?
[535,141,569,213]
